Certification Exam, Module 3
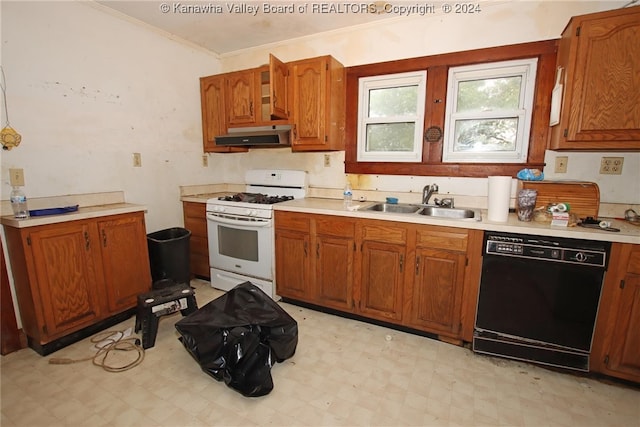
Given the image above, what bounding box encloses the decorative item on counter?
[487,176,512,222]
[385,197,398,204]
[516,189,537,222]
[516,168,544,181]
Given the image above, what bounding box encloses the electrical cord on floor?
[48,329,145,372]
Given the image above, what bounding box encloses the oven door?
[206,212,273,281]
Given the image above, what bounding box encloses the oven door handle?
[206,212,273,228]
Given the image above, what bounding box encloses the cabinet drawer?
[416,227,468,252]
[316,217,355,238]
[628,249,640,274]
[183,202,206,218]
[275,211,310,232]
[361,223,406,245]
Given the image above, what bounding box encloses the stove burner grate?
[218,193,294,204]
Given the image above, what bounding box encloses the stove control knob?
[245,209,258,217]
[215,206,225,213]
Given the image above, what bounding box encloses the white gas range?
[205,169,307,299]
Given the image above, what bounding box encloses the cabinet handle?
[292,124,297,140]
[399,254,404,273]
[316,243,320,258]
[272,92,277,106]
[303,241,308,257]
[102,229,107,247]
[415,257,420,275]
[249,100,253,116]
[84,231,90,250]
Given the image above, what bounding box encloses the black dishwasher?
[473,232,610,371]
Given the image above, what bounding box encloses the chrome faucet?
[422,183,438,205]
[434,197,455,208]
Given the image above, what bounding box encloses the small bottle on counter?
[343,182,353,209]
[10,186,29,219]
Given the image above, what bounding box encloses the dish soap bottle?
[343,182,352,209]
[10,186,29,219]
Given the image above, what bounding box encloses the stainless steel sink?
[364,203,421,214]
[418,206,478,219]
[363,202,481,220]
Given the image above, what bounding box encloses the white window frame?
[442,58,538,163]
[357,71,427,162]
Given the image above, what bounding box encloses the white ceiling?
[97,1,397,55]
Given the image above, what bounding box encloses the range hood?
[215,125,291,147]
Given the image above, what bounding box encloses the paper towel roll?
[487,176,512,222]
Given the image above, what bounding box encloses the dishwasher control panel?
[485,233,609,267]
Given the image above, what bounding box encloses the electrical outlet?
[9,168,25,186]
[324,154,331,167]
[202,155,208,167]
[555,156,568,173]
[599,156,624,175]
[133,153,142,167]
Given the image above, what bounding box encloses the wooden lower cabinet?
[275,212,354,312]
[315,228,354,311]
[358,222,406,322]
[591,243,640,383]
[274,211,483,342]
[3,211,151,354]
[182,201,210,278]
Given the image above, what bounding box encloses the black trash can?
[147,227,191,288]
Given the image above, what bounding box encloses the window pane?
[368,86,418,117]
[453,118,518,152]
[366,123,415,152]
[457,76,522,112]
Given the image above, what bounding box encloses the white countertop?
[274,198,640,245]
[1,203,147,229]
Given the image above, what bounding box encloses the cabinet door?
[183,202,210,278]
[606,273,640,378]
[98,214,151,313]
[227,70,257,125]
[28,223,103,338]
[551,8,640,149]
[269,54,289,120]
[290,58,326,148]
[275,229,311,300]
[408,248,466,337]
[315,235,354,311]
[359,240,404,321]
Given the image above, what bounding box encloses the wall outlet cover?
[599,157,623,175]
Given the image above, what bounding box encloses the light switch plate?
[554,156,568,173]
[133,153,142,167]
[9,168,25,186]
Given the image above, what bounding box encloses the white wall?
[216,0,639,206]
[1,1,222,232]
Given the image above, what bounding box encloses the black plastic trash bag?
[174,282,298,397]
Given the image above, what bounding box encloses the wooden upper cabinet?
[227,69,257,125]
[200,74,247,153]
[549,6,640,150]
[290,55,345,151]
